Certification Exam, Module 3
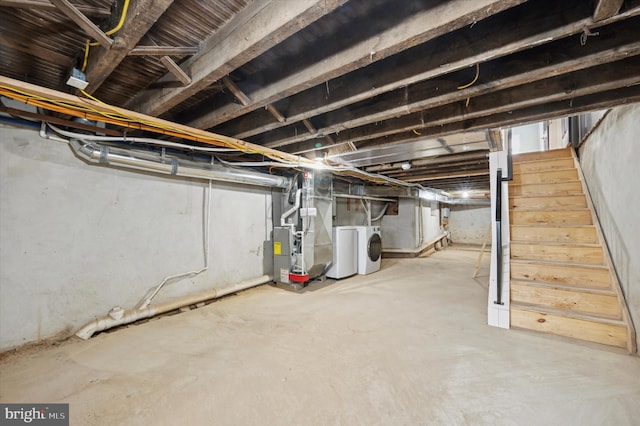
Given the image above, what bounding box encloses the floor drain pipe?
[76,275,272,340]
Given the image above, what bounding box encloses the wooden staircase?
[508,147,636,353]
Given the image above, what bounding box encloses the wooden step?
[510,225,597,243]
[512,157,575,174]
[511,242,604,265]
[508,181,583,197]
[511,304,627,348]
[512,147,573,162]
[511,281,621,319]
[511,168,578,185]
[510,209,592,225]
[509,194,587,210]
[511,258,611,290]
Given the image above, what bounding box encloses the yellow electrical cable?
[81,0,131,71]
[457,63,480,108]
[0,82,308,162]
[81,40,90,72]
[457,63,480,90]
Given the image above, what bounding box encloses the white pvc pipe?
[75,275,272,340]
[280,189,302,227]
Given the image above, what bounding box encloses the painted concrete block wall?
[0,126,271,350]
[421,201,442,243]
[380,198,418,249]
[335,197,442,250]
[448,205,491,244]
[579,104,640,350]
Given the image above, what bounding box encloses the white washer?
[326,226,358,279]
[355,226,382,275]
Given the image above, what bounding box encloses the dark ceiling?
[1,0,639,194]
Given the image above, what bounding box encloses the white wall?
[381,198,418,249]
[0,126,272,350]
[448,205,491,245]
[335,196,442,250]
[421,200,442,243]
[579,104,640,350]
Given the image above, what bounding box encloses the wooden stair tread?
[509,179,581,185]
[510,224,595,228]
[510,254,604,268]
[511,241,600,247]
[512,167,578,176]
[509,194,585,199]
[512,148,572,162]
[511,259,608,269]
[510,303,626,327]
[510,207,590,211]
[511,279,616,296]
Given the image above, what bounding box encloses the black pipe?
[495,168,504,305]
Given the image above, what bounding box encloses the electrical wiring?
[46,123,236,152]
[457,63,480,108]
[1,80,443,193]
[81,0,131,72]
[457,63,480,89]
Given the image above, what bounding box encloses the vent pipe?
[69,139,290,188]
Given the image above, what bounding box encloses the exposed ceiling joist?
[127,0,348,117]
[85,0,175,93]
[221,0,636,141]
[251,10,640,150]
[0,0,110,16]
[128,46,198,56]
[187,0,527,130]
[49,0,112,49]
[594,0,625,21]
[159,56,191,85]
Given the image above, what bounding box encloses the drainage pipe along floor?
[1,248,638,425]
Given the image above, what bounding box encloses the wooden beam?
[222,76,250,106]
[128,46,198,56]
[288,84,640,155]
[49,0,112,49]
[85,0,174,93]
[402,170,489,183]
[265,104,285,123]
[221,0,622,140]
[187,0,526,130]
[594,0,624,21]
[127,0,348,117]
[0,75,315,167]
[302,119,317,134]
[276,55,640,153]
[254,15,640,149]
[160,56,191,86]
[217,2,640,138]
[0,0,111,16]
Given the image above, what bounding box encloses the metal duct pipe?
[75,275,273,339]
[69,139,290,188]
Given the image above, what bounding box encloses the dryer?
[355,226,382,275]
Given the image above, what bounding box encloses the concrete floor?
[1,248,639,425]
